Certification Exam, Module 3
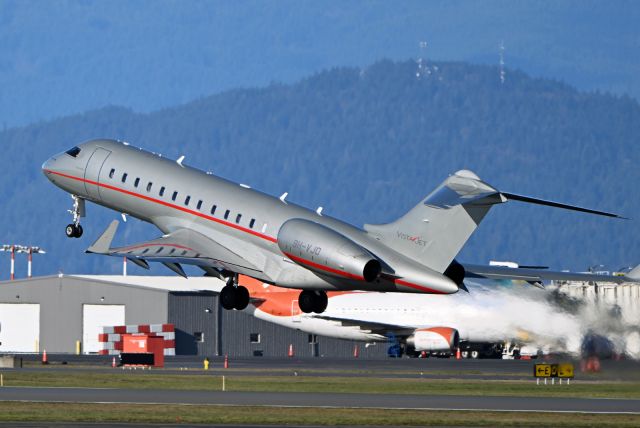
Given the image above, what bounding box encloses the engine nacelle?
[406,327,460,352]
[277,218,381,282]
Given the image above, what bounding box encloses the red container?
[122,334,165,367]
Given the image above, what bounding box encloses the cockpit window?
[65,146,81,157]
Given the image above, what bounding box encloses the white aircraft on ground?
[233,272,640,357]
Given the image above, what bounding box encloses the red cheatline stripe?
[47,170,450,295]
[45,169,278,243]
[284,252,365,281]
[393,278,446,294]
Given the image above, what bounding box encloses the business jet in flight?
[42,139,627,314]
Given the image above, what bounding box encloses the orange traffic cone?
[288,344,294,357]
[353,345,359,358]
[112,357,116,368]
[224,354,229,369]
[455,347,461,360]
[42,349,48,365]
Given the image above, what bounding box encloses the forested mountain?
[1,60,638,278]
[1,0,639,127]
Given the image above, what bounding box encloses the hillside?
[1,1,639,127]
[1,59,638,278]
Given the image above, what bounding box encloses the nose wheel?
[65,195,85,238]
[65,224,83,238]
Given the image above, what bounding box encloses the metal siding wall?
[168,292,217,356]
[219,305,390,359]
[0,276,168,353]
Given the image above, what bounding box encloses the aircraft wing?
[313,314,416,337]
[462,263,638,287]
[86,220,270,280]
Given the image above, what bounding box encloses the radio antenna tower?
[416,41,430,79]
[499,40,506,84]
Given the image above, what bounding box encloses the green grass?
[2,370,640,399]
[0,402,638,426]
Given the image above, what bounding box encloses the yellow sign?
[557,363,574,378]
[534,363,574,378]
[534,364,551,377]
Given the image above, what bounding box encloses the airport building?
[0,275,388,358]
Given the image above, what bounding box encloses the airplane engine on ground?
[278,218,382,282]
[406,327,460,352]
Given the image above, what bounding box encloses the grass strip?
[2,371,640,399]
[0,402,638,426]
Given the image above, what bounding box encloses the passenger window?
[134,177,140,188]
[169,248,175,255]
[65,146,81,157]
[146,182,152,192]
[236,214,242,224]
[184,196,191,206]
[121,173,128,183]
[155,247,164,254]
[197,200,203,210]
[181,250,187,256]
[142,248,149,254]
[210,205,217,215]
[109,168,115,179]
[172,191,178,201]
[224,210,230,220]
[249,219,255,229]
[159,186,165,197]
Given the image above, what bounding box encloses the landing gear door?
[84,148,112,201]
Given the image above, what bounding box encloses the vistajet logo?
[396,231,426,247]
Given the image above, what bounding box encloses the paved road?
[1,386,639,414]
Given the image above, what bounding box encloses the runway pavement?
[1,386,639,414]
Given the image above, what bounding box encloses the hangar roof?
[72,275,225,292]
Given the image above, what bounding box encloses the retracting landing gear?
[65,195,85,238]
[220,274,250,311]
[298,290,328,314]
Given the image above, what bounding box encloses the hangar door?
[0,304,40,353]
[83,304,125,354]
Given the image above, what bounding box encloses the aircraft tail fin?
[365,170,502,273]
[86,220,119,254]
[365,170,623,274]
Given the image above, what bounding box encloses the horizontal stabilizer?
[501,192,626,219]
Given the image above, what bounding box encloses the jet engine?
[277,218,382,282]
[406,327,460,352]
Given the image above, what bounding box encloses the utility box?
[121,334,165,367]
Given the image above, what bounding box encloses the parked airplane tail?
[364,170,623,274]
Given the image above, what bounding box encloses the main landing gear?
[220,275,250,311]
[65,195,85,238]
[298,290,328,314]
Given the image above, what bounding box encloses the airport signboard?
[533,363,574,378]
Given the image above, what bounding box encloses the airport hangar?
[0,274,388,359]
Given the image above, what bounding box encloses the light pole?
[1,245,46,280]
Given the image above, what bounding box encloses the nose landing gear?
[65,195,85,238]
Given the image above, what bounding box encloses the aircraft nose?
[42,156,57,178]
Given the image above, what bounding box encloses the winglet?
[86,220,119,254]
